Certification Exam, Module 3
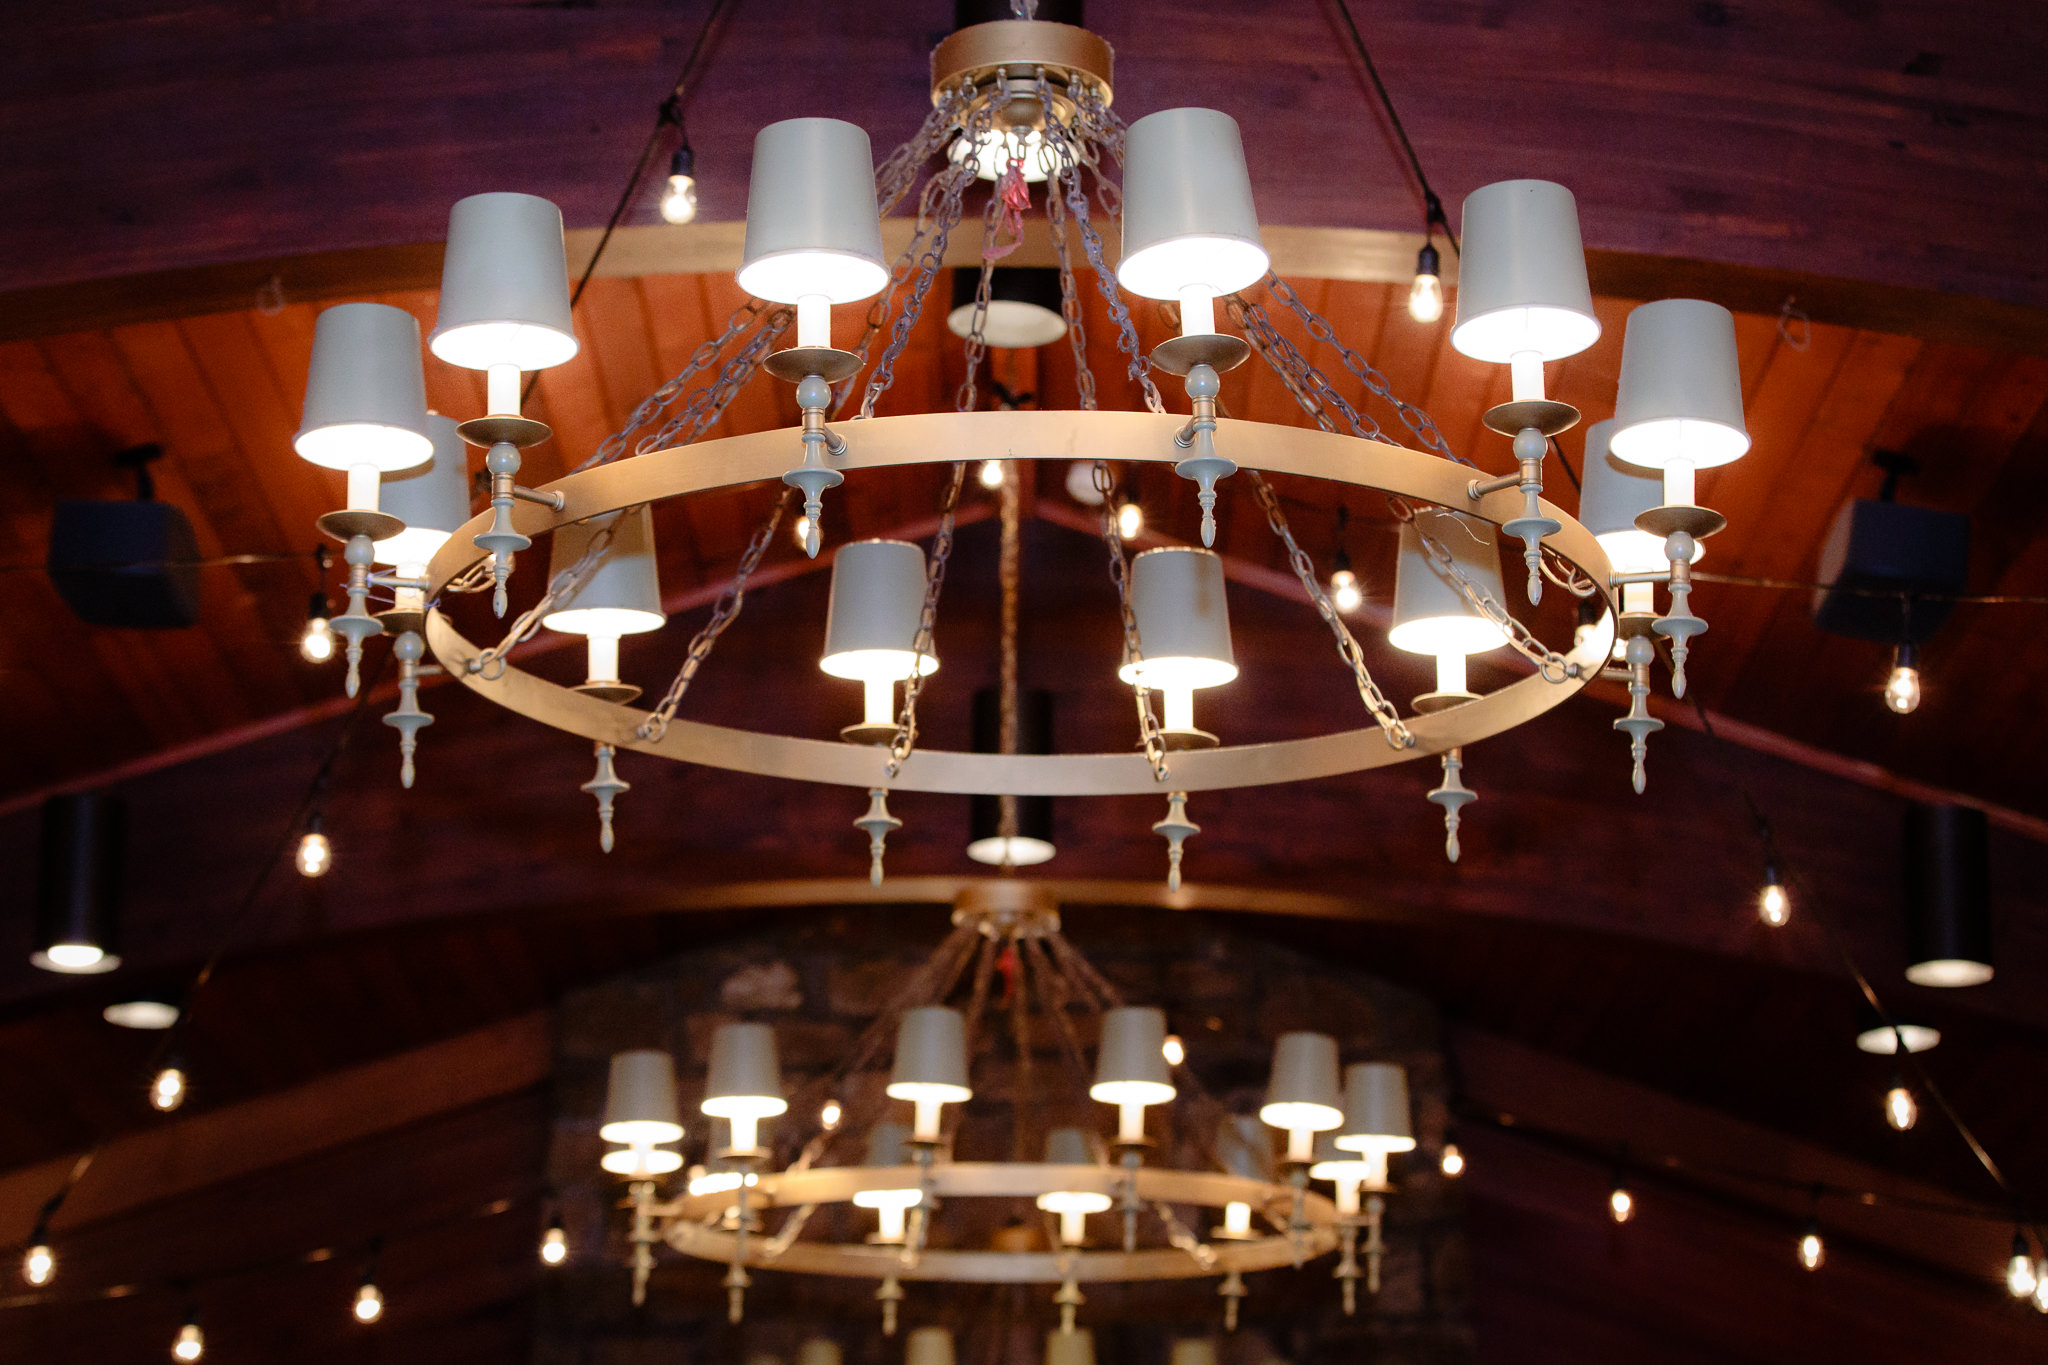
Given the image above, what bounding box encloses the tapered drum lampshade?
[1044,1126,1097,1167]
[737,119,890,306]
[905,1326,955,1365]
[601,1049,684,1144]
[1092,1006,1175,1105]
[1449,180,1600,364]
[1904,804,1994,987]
[373,415,471,568]
[1037,1126,1112,1241]
[1118,546,1238,687]
[32,793,125,975]
[1609,299,1750,475]
[1170,1340,1220,1365]
[888,1006,972,1139]
[295,303,434,477]
[1261,1031,1344,1158]
[428,193,579,372]
[1389,509,1510,699]
[1117,108,1269,309]
[702,1022,787,1150]
[864,1122,916,1169]
[1579,419,1698,575]
[542,507,664,686]
[1336,1062,1416,1153]
[1046,1330,1096,1365]
[799,1341,844,1365]
[821,540,938,681]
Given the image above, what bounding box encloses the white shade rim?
[737,249,889,305]
[294,423,434,474]
[428,319,580,372]
[542,605,666,637]
[1609,416,1752,470]
[1117,235,1270,301]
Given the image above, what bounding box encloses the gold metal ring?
[422,410,1616,797]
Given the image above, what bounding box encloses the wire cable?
[1327,0,1458,253]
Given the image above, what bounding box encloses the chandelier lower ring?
[420,410,1617,797]
[652,1162,1341,1283]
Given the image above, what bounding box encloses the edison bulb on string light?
[1117,500,1144,540]
[2008,1233,2037,1299]
[23,1242,53,1287]
[1759,876,1789,927]
[820,1098,843,1130]
[300,593,336,663]
[1329,567,1363,614]
[1884,1079,1918,1131]
[541,1219,569,1266]
[297,827,332,879]
[1162,1034,1186,1067]
[1608,1183,1634,1224]
[151,1065,187,1113]
[353,1278,385,1323]
[1408,242,1444,323]
[173,1312,205,1362]
[659,146,699,225]
[2033,1266,2048,1313]
[978,459,1005,489]
[1440,1144,1465,1178]
[1885,644,1921,714]
[1799,1224,1825,1271]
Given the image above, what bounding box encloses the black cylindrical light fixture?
[968,687,1056,866]
[948,268,1068,350]
[1903,803,1993,987]
[32,793,125,975]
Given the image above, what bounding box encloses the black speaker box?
[1811,498,1968,644]
[46,499,202,629]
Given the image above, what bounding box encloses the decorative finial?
[332,534,383,697]
[1173,364,1234,549]
[1219,1268,1246,1331]
[855,787,901,885]
[1614,635,1665,793]
[1055,1275,1085,1333]
[1654,530,1706,698]
[1428,749,1477,862]
[382,630,433,788]
[877,1274,904,1336]
[473,442,533,618]
[581,744,629,852]
[1152,791,1199,891]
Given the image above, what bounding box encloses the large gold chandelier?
[590,881,1419,1332]
[285,7,1757,883]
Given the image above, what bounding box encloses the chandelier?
[285,6,1756,882]
[591,880,1418,1332]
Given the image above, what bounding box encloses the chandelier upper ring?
[929,20,1115,112]
[420,410,1617,797]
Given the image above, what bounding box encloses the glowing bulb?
[151,1066,187,1113]
[821,1098,843,1130]
[300,615,335,663]
[1608,1186,1634,1223]
[1885,1084,1918,1131]
[792,514,813,551]
[2034,1263,2048,1313]
[40,943,105,971]
[1759,881,1788,927]
[978,459,1005,489]
[1884,664,1921,714]
[353,1281,384,1323]
[297,829,332,878]
[1408,242,1444,324]
[23,1244,52,1287]
[1799,1229,1825,1271]
[1116,500,1143,540]
[173,1321,205,1361]
[1330,568,1363,614]
[2008,1238,2037,1298]
[660,174,699,225]
[1162,1034,1186,1067]
[1440,1144,1464,1178]
[541,1223,568,1266]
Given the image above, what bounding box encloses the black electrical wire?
[1328,0,1459,254]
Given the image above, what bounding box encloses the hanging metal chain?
[1228,295,1383,441]
[955,197,1004,417]
[1094,458,1171,780]
[885,460,969,776]
[1388,497,1581,683]
[635,490,793,742]
[573,299,771,472]
[996,462,1022,844]
[463,518,620,679]
[1042,136,1100,414]
[1258,275,1473,468]
[1246,473,1413,748]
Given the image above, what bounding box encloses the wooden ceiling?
[7,0,2048,1361]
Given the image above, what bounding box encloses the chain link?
[1093,460,1172,779]
[1228,295,1383,441]
[635,490,793,742]
[1388,498,1580,683]
[464,519,620,679]
[572,299,770,472]
[1246,472,1414,748]
[884,462,968,777]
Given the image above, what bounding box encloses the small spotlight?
[978,459,1005,489]
[659,146,699,225]
[1116,501,1144,540]
[1408,241,1444,323]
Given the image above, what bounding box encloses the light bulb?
[978,459,1005,489]
[173,1321,205,1362]
[297,830,332,878]
[2034,1262,2048,1313]
[23,1243,52,1287]
[1330,568,1363,614]
[2008,1237,2037,1298]
[1440,1144,1464,1178]
[821,1098,843,1130]
[1799,1229,1825,1271]
[1162,1034,1186,1067]
[541,1222,568,1266]
[1408,242,1444,323]
[1885,1083,1918,1131]
[1608,1186,1634,1223]
[1884,663,1921,714]
[1116,501,1144,540]
[1759,880,1789,927]
[353,1281,384,1323]
[300,615,335,663]
[151,1066,187,1113]
[660,174,699,225]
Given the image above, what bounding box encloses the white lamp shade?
[1449,180,1600,363]
[905,1327,955,1365]
[887,1006,972,1102]
[821,539,938,681]
[1090,1006,1175,1105]
[1260,1031,1343,1131]
[737,118,889,305]
[1387,509,1511,656]
[1578,419,1698,574]
[1609,298,1751,469]
[1216,1114,1274,1181]
[601,1049,683,1144]
[1170,1341,1220,1365]
[864,1121,917,1169]
[1117,547,1238,689]
[1117,108,1269,301]
[800,1340,845,1365]
[540,506,665,636]
[429,192,580,371]
[1044,1126,1097,1167]
[1307,1128,1369,1181]
[1335,1062,1416,1153]
[294,303,433,472]
[373,414,471,566]
[1046,1329,1097,1365]
[702,1022,787,1119]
